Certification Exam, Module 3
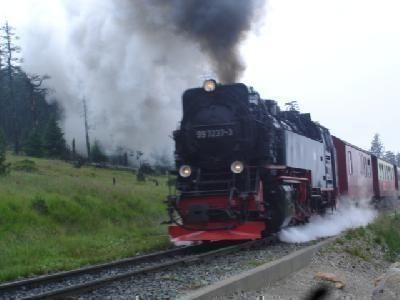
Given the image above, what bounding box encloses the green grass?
[0,154,171,282]
[344,246,370,261]
[343,211,400,262]
[367,211,400,261]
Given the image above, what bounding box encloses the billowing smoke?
[279,199,377,243]
[165,0,265,83]
[19,0,265,154]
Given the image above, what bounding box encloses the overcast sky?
[1,0,399,153]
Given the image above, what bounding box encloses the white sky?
[1,0,400,153]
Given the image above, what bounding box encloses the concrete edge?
[182,237,336,300]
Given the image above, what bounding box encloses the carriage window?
[360,155,363,175]
[363,157,367,176]
[347,151,353,175]
[367,159,371,177]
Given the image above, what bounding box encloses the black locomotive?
[166,80,397,242]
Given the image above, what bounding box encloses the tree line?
[0,22,116,166]
[0,22,66,159]
[370,133,400,166]
[0,23,173,176]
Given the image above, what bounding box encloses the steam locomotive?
[166,80,399,242]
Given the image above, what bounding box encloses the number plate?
[195,128,234,139]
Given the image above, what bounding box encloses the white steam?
[19,0,211,154]
[17,0,265,155]
[279,199,378,243]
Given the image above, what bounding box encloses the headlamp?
[203,79,217,92]
[230,161,244,174]
[179,165,192,178]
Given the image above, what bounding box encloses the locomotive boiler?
[166,80,338,242]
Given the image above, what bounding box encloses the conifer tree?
[0,22,57,156]
[1,22,21,153]
[370,133,384,158]
[383,151,396,165]
[25,128,43,157]
[0,129,10,175]
[91,140,107,163]
[43,117,66,158]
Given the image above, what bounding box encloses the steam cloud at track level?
[279,199,378,243]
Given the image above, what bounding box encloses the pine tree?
[383,151,396,165]
[1,22,21,153]
[0,129,10,175]
[91,140,107,163]
[82,98,91,161]
[25,128,43,157]
[284,101,300,111]
[370,133,384,158]
[43,117,66,158]
[396,153,400,166]
[123,152,128,166]
[0,22,57,153]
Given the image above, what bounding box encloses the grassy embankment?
[0,154,171,282]
[335,211,400,262]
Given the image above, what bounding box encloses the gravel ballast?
[0,250,193,299]
[78,241,316,299]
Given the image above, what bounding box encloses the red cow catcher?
[167,165,323,242]
[168,167,266,242]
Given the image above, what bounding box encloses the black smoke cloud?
[166,0,265,83]
[20,0,265,155]
[119,0,265,83]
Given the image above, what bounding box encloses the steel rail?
[0,245,205,295]
[2,237,276,299]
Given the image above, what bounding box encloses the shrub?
[139,162,154,175]
[25,129,44,157]
[31,196,49,215]
[91,140,107,163]
[166,177,176,187]
[136,171,146,182]
[13,160,37,172]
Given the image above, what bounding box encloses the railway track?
[0,238,275,299]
